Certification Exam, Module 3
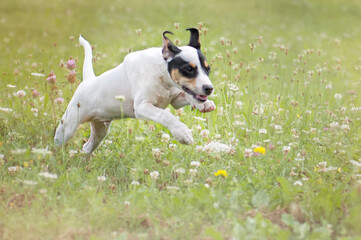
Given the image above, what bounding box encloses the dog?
[54,28,215,153]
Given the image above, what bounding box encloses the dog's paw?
[170,124,194,145]
[193,100,216,113]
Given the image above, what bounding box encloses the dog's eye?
[184,65,194,73]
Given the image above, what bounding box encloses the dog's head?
[162,28,213,103]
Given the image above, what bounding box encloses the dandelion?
[190,161,201,168]
[293,180,303,186]
[16,90,26,98]
[39,172,58,179]
[161,133,170,143]
[254,147,266,155]
[97,175,107,181]
[214,170,228,178]
[66,57,76,70]
[259,129,267,134]
[150,171,159,180]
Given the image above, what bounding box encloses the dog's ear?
[162,31,181,60]
[186,28,201,50]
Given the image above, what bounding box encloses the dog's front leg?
[171,92,216,113]
[134,100,194,144]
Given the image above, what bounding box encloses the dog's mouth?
[182,87,208,102]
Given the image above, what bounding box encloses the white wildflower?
[114,95,126,102]
[334,93,342,100]
[31,108,38,116]
[69,150,78,157]
[23,180,38,185]
[0,107,13,112]
[150,171,159,180]
[161,133,170,143]
[203,141,231,154]
[350,160,361,168]
[16,90,26,98]
[194,116,206,121]
[196,145,204,152]
[10,148,27,154]
[175,168,185,174]
[8,166,22,172]
[235,101,243,109]
[293,180,303,186]
[184,179,193,185]
[259,128,267,134]
[341,124,350,131]
[294,153,305,162]
[7,84,16,88]
[244,148,253,158]
[31,148,52,155]
[31,72,45,77]
[330,122,339,128]
[131,180,140,186]
[200,129,210,138]
[124,201,131,207]
[190,161,201,168]
[97,176,107,181]
[169,144,177,151]
[228,84,239,92]
[189,169,198,176]
[39,172,58,179]
[152,148,162,159]
[166,186,180,191]
[282,146,291,154]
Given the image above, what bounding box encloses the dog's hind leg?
[82,121,112,153]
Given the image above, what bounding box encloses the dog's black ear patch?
[186,28,201,50]
[197,50,210,75]
[162,31,181,60]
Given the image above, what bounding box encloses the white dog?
[54,28,215,153]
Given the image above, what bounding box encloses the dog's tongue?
[196,95,208,101]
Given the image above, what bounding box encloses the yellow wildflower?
[23,162,29,168]
[214,170,228,178]
[254,147,266,155]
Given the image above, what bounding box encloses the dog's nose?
[202,85,213,95]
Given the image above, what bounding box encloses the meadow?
[1,0,361,239]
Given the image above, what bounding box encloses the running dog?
[54,28,215,153]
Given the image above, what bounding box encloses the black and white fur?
[54,28,215,153]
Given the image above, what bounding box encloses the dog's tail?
[79,35,96,80]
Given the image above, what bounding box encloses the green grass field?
[1,0,361,239]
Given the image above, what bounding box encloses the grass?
[1,0,361,239]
